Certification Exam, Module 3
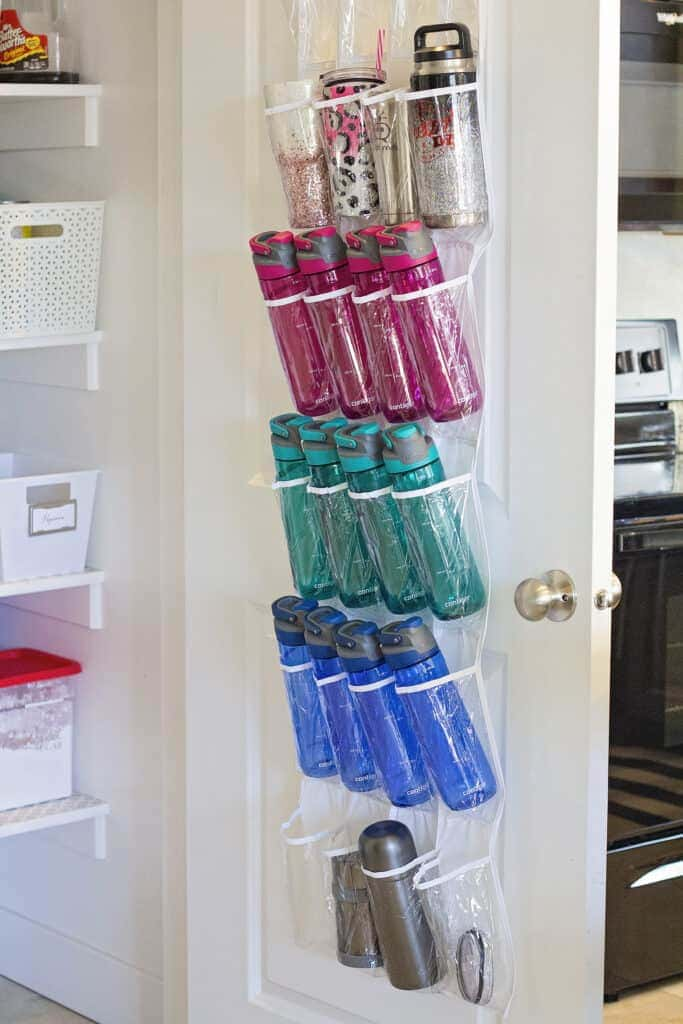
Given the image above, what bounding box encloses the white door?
[174,0,620,1022]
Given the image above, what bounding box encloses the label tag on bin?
[28,499,78,537]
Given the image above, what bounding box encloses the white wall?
[0,4,168,1022]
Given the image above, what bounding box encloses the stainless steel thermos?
[330,849,383,969]
[359,820,442,990]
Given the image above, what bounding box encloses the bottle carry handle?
[414,23,469,52]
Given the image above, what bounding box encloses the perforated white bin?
[0,454,99,583]
[0,201,104,339]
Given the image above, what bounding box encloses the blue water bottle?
[304,606,378,793]
[380,617,497,811]
[336,620,432,808]
[272,596,336,779]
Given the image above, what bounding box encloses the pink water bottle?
[295,227,378,421]
[346,226,425,423]
[376,221,483,423]
[250,231,337,417]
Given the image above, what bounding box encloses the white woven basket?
[0,201,104,339]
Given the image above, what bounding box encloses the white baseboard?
[0,906,163,1024]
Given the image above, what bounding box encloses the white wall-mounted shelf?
[0,331,102,390]
[0,794,110,860]
[0,568,105,629]
[0,84,102,151]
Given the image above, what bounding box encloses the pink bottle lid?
[346,225,385,274]
[295,226,348,275]
[250,230,299,280]
[376,221,438,272]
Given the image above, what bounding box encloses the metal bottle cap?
[359,820,418,874]
[346,226,384,274]
[250,231,299,280]
[270,413,313,462]
[382,423,440,475]
[335,422,385,474]
[295,226,348,274]
[380,617,439,669]
[456,929,495,1006]
[320,67,387,92]
[413,22,474,63]
[300,418,348,467]
[336,620,384,671]
[376,221,437,272]
[272,595,319,646]
[304,606,348,659]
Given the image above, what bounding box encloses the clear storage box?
[0,649,82,812]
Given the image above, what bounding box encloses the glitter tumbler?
[407,24,488,228]
[250,231,337,417]
[377,221,482,423]
[296,227,378,420]
[347,225,425,423]
[318,67,385,219]
[264,80,334,229]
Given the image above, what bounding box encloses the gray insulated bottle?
[359,820,442,990]
[330,849,383,969]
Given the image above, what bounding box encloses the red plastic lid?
[0,648,82,688]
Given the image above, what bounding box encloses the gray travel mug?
[330,850,383,969]
[359,821,442,990]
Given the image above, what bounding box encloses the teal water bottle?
[271,414,337,601]
[335,422,426,615]
[300,418,380,609]
[383,423,486,620]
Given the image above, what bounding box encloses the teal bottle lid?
[300,417,348,467]
[335,422,386,474]
[382,423,440,475]
[270,413,313,462]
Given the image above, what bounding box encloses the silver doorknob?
[594,572,622,611]
[514,570,577,622]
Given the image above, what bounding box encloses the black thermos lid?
[413,23,474,62]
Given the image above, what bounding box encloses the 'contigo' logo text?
[657,11,683,25]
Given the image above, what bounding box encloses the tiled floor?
[604,979,683,1023]
[0,977,92,1023]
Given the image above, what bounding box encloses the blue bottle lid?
[379,617,439,668]
[336,620,385,671]
[304,606,348,658]
[300,418,349,467]
[383,423,440,475]
[272,595,319,646]
[335,422,386,474]
[270,413,313,463]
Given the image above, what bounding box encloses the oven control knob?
[615,350,634,375]
[639,349,664,373]
[514,570,577,622]
[594,573,622,611]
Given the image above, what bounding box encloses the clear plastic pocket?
[281,802,343,950]
[393,473,487,622]
[308,482,380,609]
[415,856,515,1014]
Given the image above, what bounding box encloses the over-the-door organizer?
[255,7,513,1015]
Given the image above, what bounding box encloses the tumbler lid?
[250,230,299,280]
[380,617,439,669]
[270,413,312,463]
[301,417,348,467]
[335,422,386,474]
[295,226,348,275]
[272,595,319,645]
[359,820,418,874]
[346,226,384,274]
[456,929,494,1006]
[413,23,474,63]
[304,606,348,659]
[320,67,387,92]
[377,221,437,272]
[336,619,384,671]
[383,423,440,475]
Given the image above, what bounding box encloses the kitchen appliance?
[606,317,683,998]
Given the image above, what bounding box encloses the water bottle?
[335,421,426,615]
[336,619,432,808]
[377,221,482,423]
[359,820,441,990]
[250,231,337,417]
[346,225,425,423]
[300,418,380,609]
[295,227,378,420]
[272,596,336,779]
[304,605,378,793]
[271,414,337,601]
[383,422,486,621]
[380,617,497,811]
[408,23,488,228]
